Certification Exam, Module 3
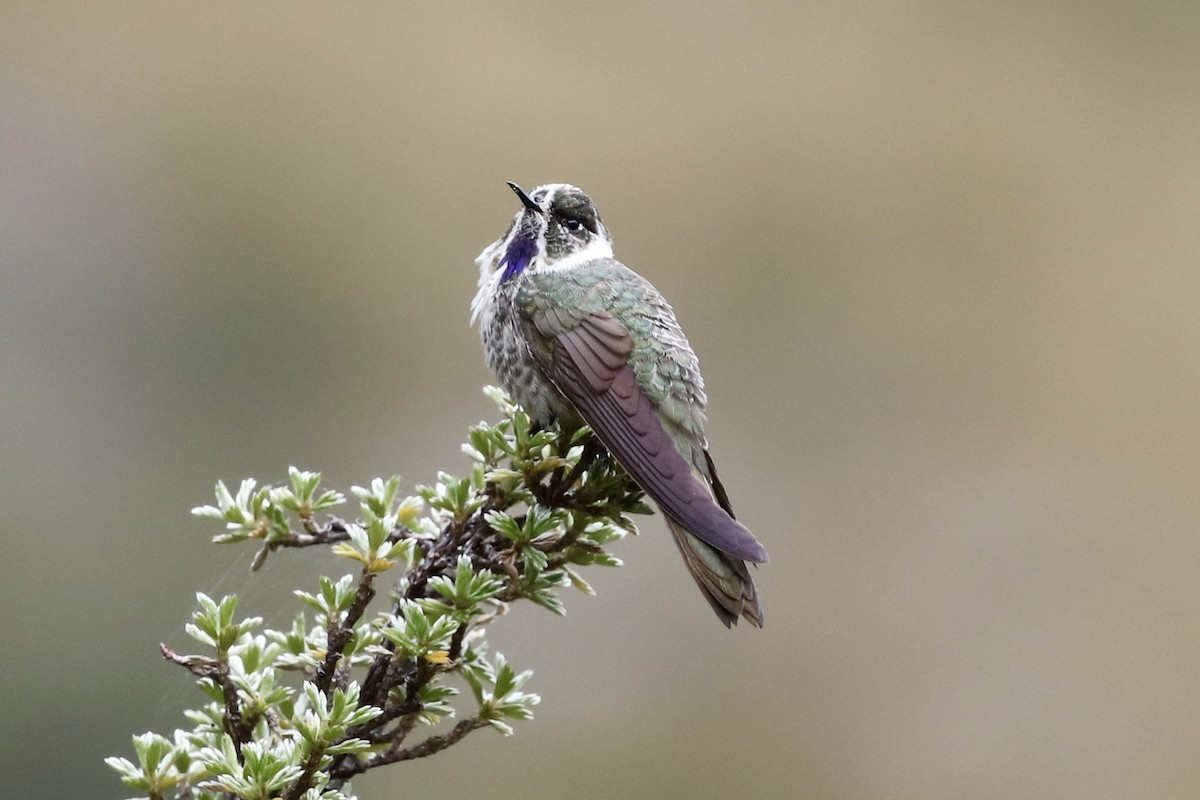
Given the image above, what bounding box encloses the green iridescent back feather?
[516,259,710,464]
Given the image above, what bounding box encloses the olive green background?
[4,3,1199,798]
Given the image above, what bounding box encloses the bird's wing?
[523,306,767,563]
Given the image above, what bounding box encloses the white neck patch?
[530,234,614,274]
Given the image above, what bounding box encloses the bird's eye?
[563,218,583,233]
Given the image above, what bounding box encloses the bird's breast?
[479,284,571,424]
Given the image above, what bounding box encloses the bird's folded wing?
[542,312,767,563]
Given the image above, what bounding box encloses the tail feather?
[666,518,763,628]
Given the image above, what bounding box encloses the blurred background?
[3,2,1199,798]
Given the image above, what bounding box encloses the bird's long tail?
[665,517,763,628]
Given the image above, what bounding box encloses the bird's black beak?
[507,181,543,214]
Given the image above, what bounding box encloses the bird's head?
[474,182,613,287]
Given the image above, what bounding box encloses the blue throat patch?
[499,233,537,283]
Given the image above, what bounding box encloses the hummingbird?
[471,182,768,627]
